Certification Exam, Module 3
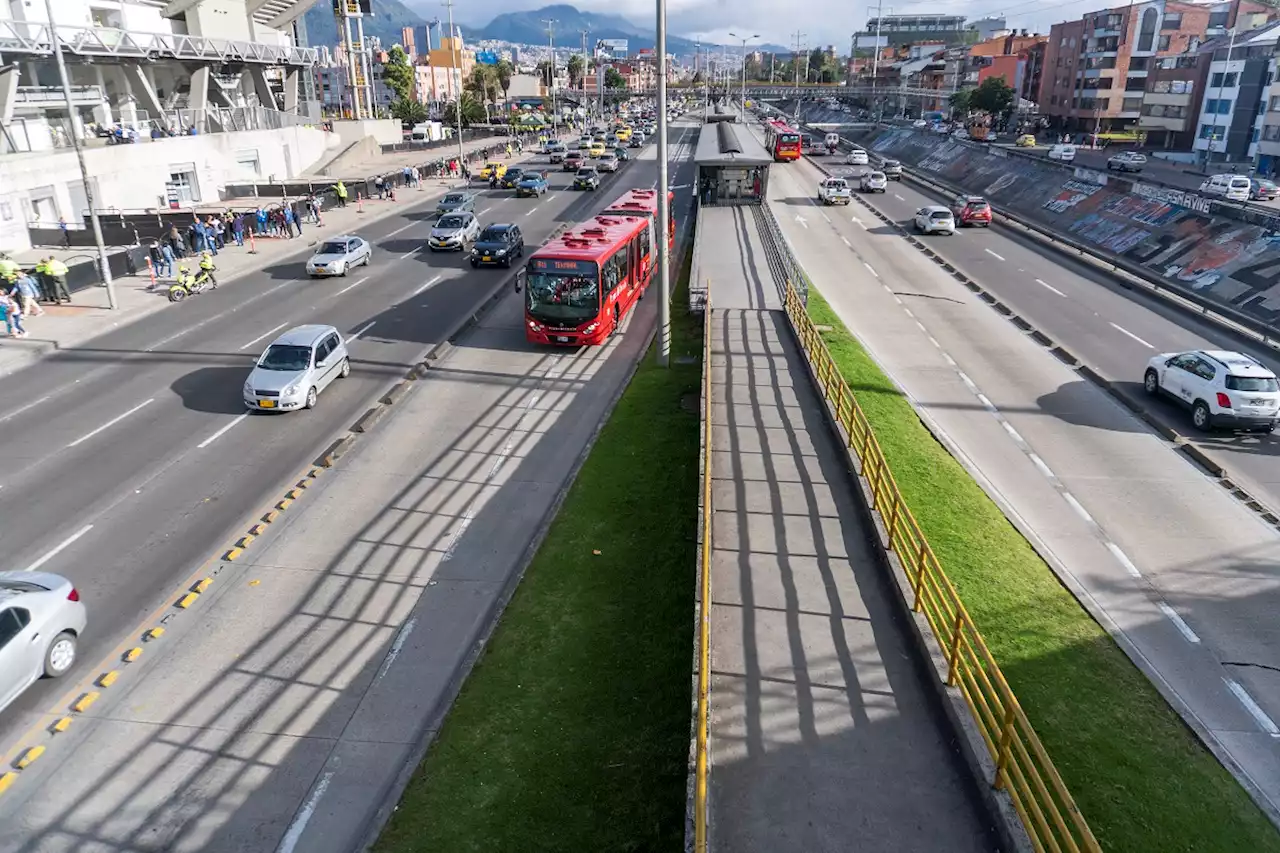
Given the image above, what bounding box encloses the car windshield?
[442,194,465,204]
[259,344,312,371]
[884,160,900,167]
[506,169,523,179]
[317,242,347,255]
[577,169,594,177]
[527,265,601,322]
[438,215,467,229]
[485,163,500,170]
[1226,375,1280,392]
[522,173,544,182]
[479,227,508,242]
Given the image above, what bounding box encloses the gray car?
[435,191,476,216]
[243,324,351,412]
[0,571,87,714]
[429,212,482,251]
[306,235,370,278]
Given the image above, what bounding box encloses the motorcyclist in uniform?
[197,250,217,288]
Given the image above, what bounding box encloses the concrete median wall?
[867,127,1280,333]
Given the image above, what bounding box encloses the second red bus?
[764,119,802,162]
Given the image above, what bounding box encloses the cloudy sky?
[440,0,1111,46]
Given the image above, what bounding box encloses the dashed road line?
[841,235,852,247]
[0,395,52,425]
[411,275,444,298]
[863,262,879,278]
[25,524,94,572]
[1158,601,1201,643]
[349,321,377,341]
[1109,322,1154,349]
[68,399,156,448]
[1063,493,1095,524]
[1105,541,1143,579]
[239,322,289,351]
[984,248,1006,262]
[197,413,250,449]
[337,274,371,295]
[278,770,335,853]
[1035,278,1066,297]
[1226,678,1280,734]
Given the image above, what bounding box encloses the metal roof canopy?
[694,122,772,166]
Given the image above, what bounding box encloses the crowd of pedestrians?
[0,254,72,338]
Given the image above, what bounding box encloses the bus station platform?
[700,203,996,851]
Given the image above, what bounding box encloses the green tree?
[443,93,487,126]
[567,54,585,88]
[604,67,626,90]
[390,97,428,124]
[949,88,973,115]
[807,47,826,83]
[969,76,1015,117]
[496,59,514,102]
[382,45,414,102]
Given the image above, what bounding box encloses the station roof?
[694,122,772,167]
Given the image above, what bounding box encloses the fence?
[781,281,1100,853]
[693,285,713,853]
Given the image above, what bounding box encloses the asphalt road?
[766,145,1280,820]
[0,126,698,748]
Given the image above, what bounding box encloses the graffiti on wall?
[1099,195,1184,228]
[1043,181,1102,214]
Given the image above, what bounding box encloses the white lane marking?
[795,214,808,229]
[941,353,957,367]
[840,235,852,247]
[1225,678,1280,734]
[197,413,250,449]
[337,274,371,295]
[238,322,289,351]
[915,321,928,334]
[976,393,997,412]
[1035,278,1067,297]
[385,222,415,238]
[25,524,94,572]
[852,215,867,229]
[412,275,444,298]
[349,321,377,341]
[893,193,905,201]
[375,617,417,684]
[399,246,419,259]
[821,212,831,223]
[1028,453,1055,480]
[985,248,1006,262]
[440,508,476,563]
[863,262,879,278]
[926,335,942,349]
[525,205,539,216]
[277,771,335,853]
[1109,322,1154,349]
[902,307,915,319]
[144,281,292,353]
[957,371,978,391]
[1063,493,1095,525]
[1157,601,1201,643]
[1001,421,1024,443]
[478,206,492,216]
[1105,541,1143,579]
[67,399,156,448]
[0,395,52,425]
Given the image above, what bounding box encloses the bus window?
[615,242,630,289]
[602,253,623,292]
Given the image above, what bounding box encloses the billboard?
[332,0,373,14]
[475,50,498,65]
[596,38,628,58]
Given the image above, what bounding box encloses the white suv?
[1144,350,1280,432]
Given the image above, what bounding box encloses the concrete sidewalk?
[703,206,995,851]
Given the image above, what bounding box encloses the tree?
[604,67,626,90]
[496,59,514,102]
[949,88,972,116]
[390,97,428,124]
[969,76,1015,117]
[382,45,414,102]
[567,54,585,89]
[807,47,826,83]
[443,93,487,126]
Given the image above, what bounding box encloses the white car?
[429,212,482,251]
[0,571,87,714]
[1047,144,1077,162]
[306,235,371,278]
[913,205,956,235]
[860,172,888,193]
[845,149,869,166]
[597,153,619,173]
[1144,350,1280,432]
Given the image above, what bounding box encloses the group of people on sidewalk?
[0,254,71,338]
[146,198,328,280]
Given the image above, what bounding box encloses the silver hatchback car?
[0,571,87,714]
[306,235,371,278]
[244,324,351,411]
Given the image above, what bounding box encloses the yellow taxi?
[589,141,607,158]
[616,126,633,142]
[1015,134,1037,148]
[479,161,507,180]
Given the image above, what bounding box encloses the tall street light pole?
[543,19,558,129]
[656,0,670,366]
[44,0,115,308]
[444,0,464,181]
[729,32,758,118]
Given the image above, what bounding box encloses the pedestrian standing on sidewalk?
[334,180,348,207]
[291,202,304,235]
[34,258,54,303]
[148,240,167,277]
[0,291,27,337]
[161,240,176,276]
[11,271,43,316]
[45,257,71,303]
[233,213,245,247]
[374,175,384,199]
[284,205,297,238]
[58,217,70,248]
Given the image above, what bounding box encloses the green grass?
[806,287,1280,853]
[374,253,701,853]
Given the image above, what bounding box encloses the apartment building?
[1038,0,1275,132]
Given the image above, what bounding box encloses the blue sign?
[475,50,498,65]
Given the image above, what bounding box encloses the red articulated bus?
[764,119,802,162]
[600,187,676,253]
[522,214,655,346]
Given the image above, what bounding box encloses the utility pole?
[656,0,671,366]
[729,32,758,118]
[580,28,589,114]
[44,0,115,308]
[444,0,464,180]
[544,18,558,128]
[870,2,888,120]
[792,31,805,124]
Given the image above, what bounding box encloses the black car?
[574,167,600,190]
[499,167,525,189]
[470,223,525,268]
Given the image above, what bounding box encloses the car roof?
[319,235,360,244]
[483,223,517,232]
[1198,350,1276,376]
[0,571,68,601]
[272,324,338,347]
[922,205,952,213]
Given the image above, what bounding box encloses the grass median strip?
[374,261,701,853]
[806,287,1280,852]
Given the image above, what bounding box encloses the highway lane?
[814,155,1280,509]
[0,126,698,745]
[764,148,1280,818]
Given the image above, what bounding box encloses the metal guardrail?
[752,203,808,305]
[780,280,1100,853]
[694,283,713,853]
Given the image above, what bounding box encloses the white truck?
[817,177,852,205]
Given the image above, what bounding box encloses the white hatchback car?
[913,205,956,235]
[1144,350,1280,432]
[1047,144,1077,162]
[845,149,869,166]
[0,571,87,714]
[861,172,888,193]
[244,325,351,412]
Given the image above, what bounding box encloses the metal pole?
[544,19,558,129]
[443,0,464,181]
[656,0,670,367]
[44,0,116,309]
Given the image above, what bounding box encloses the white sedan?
[861,172,888,193]
[913,205,956,235]
[845,149,869,166]
[306,235,371,277]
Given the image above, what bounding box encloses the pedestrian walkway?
[703,204,995,851]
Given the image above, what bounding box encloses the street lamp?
[728,32,758,118]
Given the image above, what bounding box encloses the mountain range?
[302,2,789,58]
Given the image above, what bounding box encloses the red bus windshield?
[778,133,800,144]
[525,258,601,324]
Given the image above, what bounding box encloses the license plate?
[555,336,570,343]
[259,400,276,408]
[482,256,491,262]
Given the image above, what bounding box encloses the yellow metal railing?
[783,283,1102,853]
[694,288,713,853]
